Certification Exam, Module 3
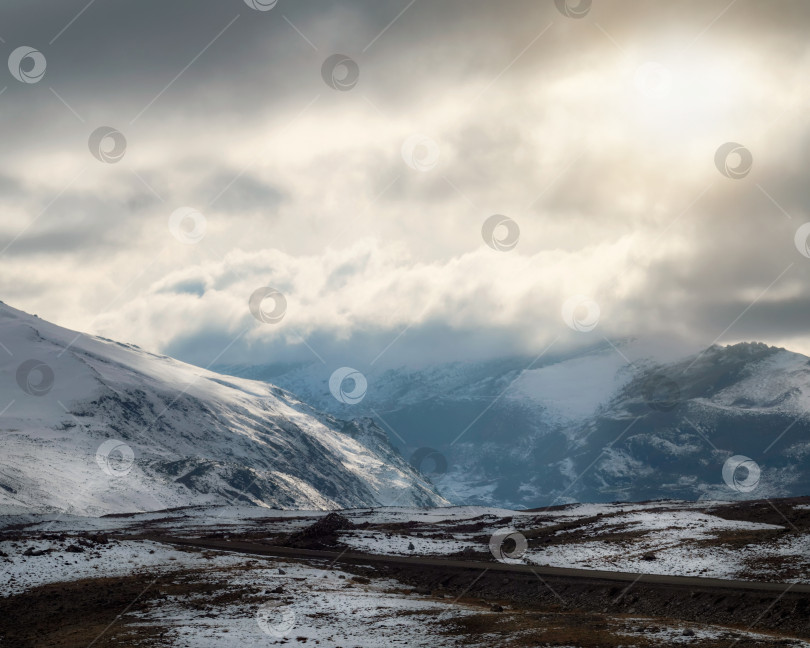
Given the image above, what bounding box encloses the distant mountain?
[217,341,810,508]
[0,303,446,515]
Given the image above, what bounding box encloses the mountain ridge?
[0,301,447,515]
[216,339,810,507]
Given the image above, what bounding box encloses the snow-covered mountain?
[0,303,447,515]
[218,341,810,508]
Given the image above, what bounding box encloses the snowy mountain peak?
[0,303,447,515]
[217,339,810,508]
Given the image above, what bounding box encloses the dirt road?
[149,535,810,594]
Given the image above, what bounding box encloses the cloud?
[81,235,684,368]
[2,0,810,367]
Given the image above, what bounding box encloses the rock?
[682,629,695,637]
[23,547,51,557]
[490,604,504,612]
[641,552,657,561]
[407,541,415,551]
[286,512,356,549]
[65,544,85,553]
[271,585,284,594]
[278,568,286,575]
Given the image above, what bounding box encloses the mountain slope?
[218,341,810,507]
[572,342,810,503]
[0,303,447,515]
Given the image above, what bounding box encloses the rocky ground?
[2,497,810,647]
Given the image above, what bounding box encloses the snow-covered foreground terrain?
[0,535,486,646]
[5,534,805,648]
[3,497,810,585]
[338,504,808,583]
[3,498,810,647]
[130,559,482,648]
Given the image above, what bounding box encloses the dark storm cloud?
[0,0,800,135]
[0,186,160,256]
[3,0,810,364]
[627,127,810,346]
[0,0,797,160]
[0,174,25,196]
[0,0,445,119]
[157,278,206,298]
[201,171,284,214]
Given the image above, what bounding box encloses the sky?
[1,0,809,371]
